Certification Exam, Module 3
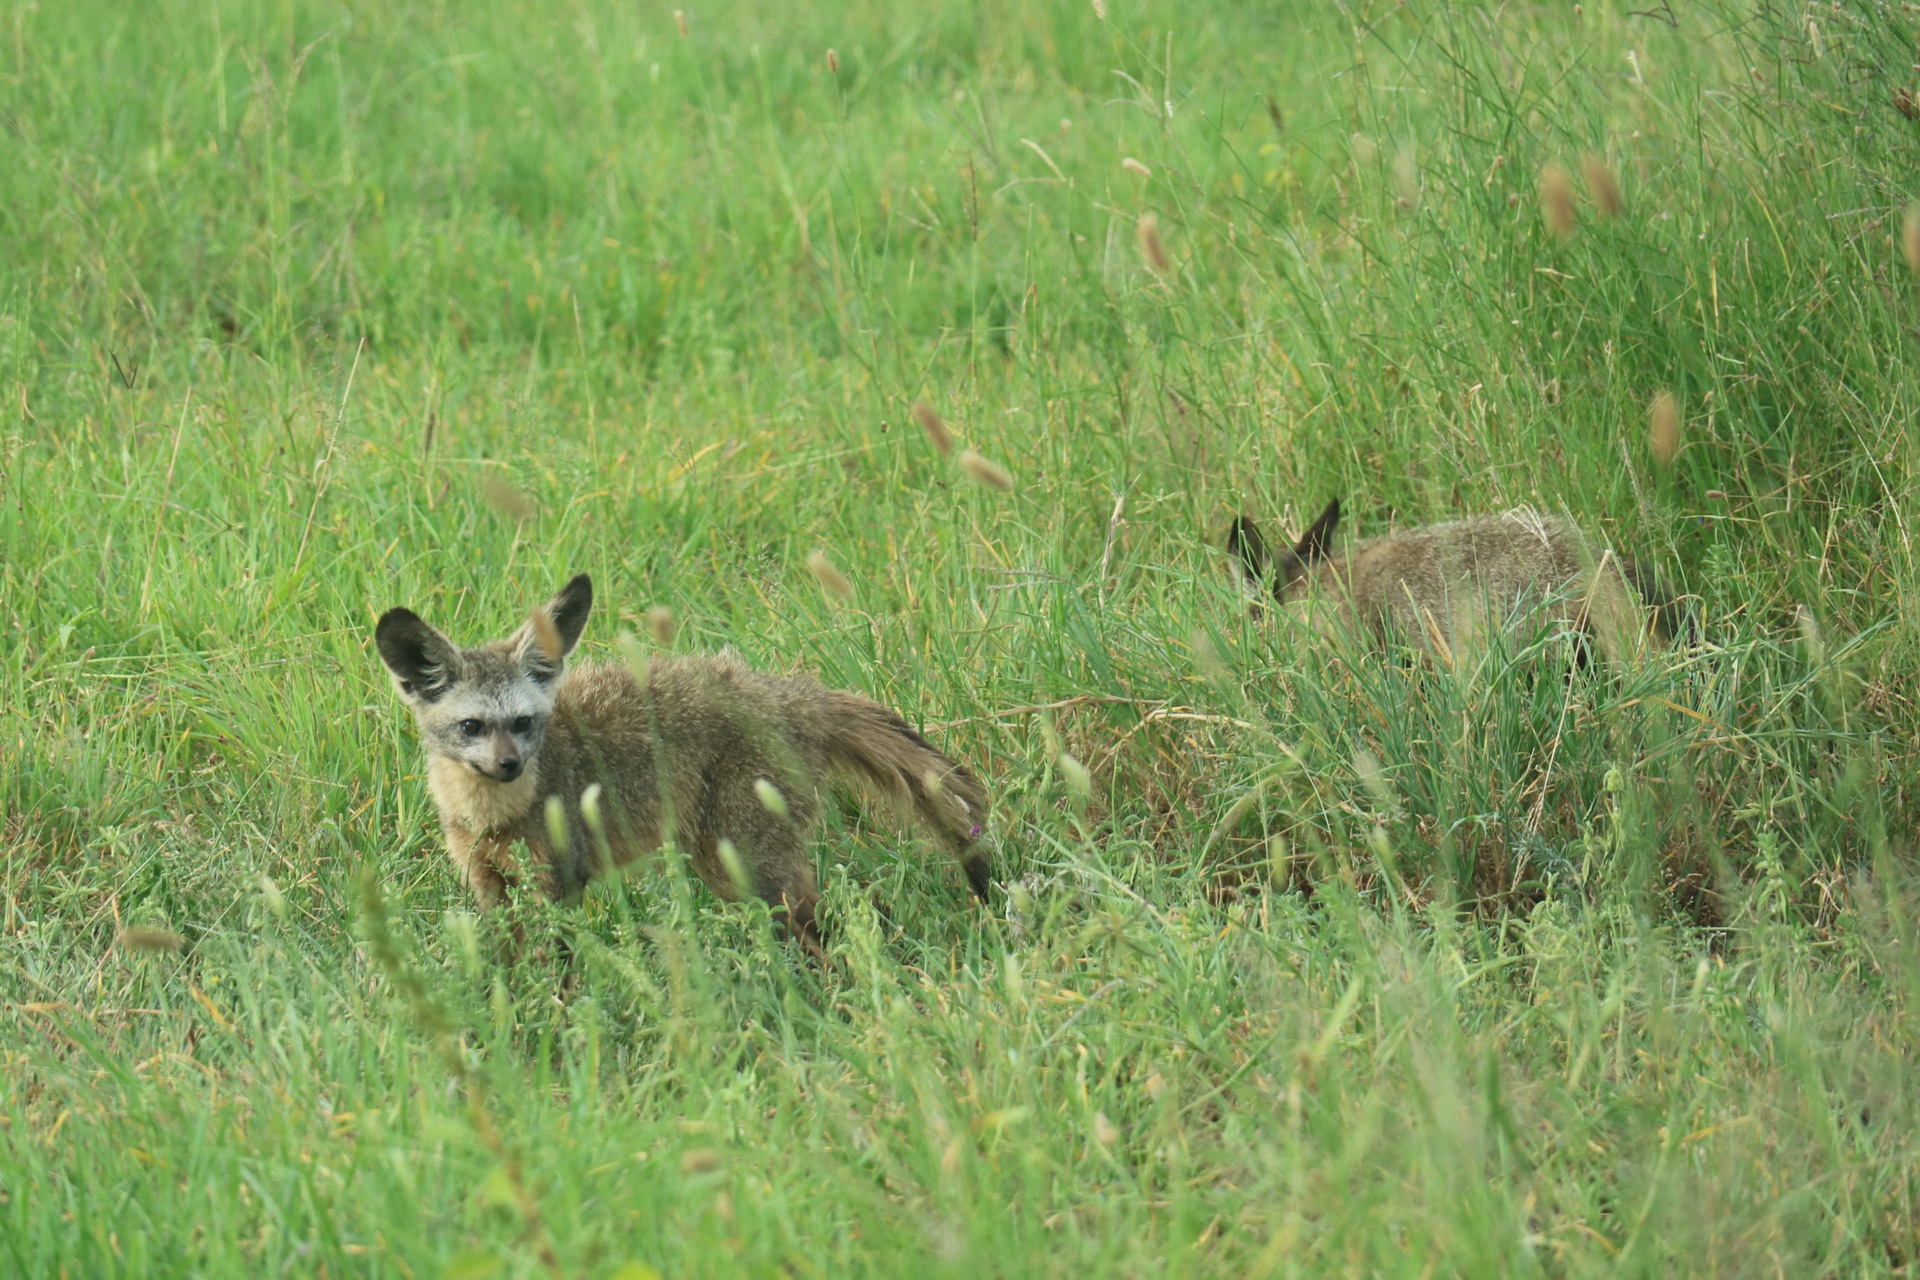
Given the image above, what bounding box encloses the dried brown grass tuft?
[1539,164,1576,239]
[911,400,955,455]
[1581,155,1623,218]
[958,449,1015,492]
[1135,213,1170,275]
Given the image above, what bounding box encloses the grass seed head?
[1650,391,1680,466]
[911,400,955,454]
[259,873,287,920]
[545,794,570,854]
[121,925,184,953]
[673,9,687,37]
[1267,835,1294,889]
[1582,154,1624,218]
[618,631,650,684]
[958,449,1015,492]
[1539,164,1577,238]
[1091,0,1107,18]
[806,549,856,602]
[1392,148,1419,212]
[1135,212,1171,275]
[1352,747,1394,816]
[1122,157,1151,178]
[1795,604,1825,669]
[826,48,838,74]
[1092,1111,1120,1147]
[714,840,749,896]
[679,1148,725,1176]
[480,473,535,521]
[581,782,605,836]
[1903,203,1920,275]
[1193,630,1226,682]
[646,605,676,647]
[1058,751,1092,798]
[754,777,789,818]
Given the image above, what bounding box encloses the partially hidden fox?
[375,574,991,944]
[1226,499,1683,661]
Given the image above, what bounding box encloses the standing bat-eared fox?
[1226,499,1684,661]
[376,574,991,944]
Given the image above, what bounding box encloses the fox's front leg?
[451,829,546,911]
[464,854,510,911]
[442,825,505,910]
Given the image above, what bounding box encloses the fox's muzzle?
[474,730,523,781]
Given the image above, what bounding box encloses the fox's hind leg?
[688,827,825,951]
[689,773,826,952]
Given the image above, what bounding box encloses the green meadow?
[3,0,1918,1273]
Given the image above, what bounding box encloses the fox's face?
[376,575,593,784]
[1227,499,1341,604]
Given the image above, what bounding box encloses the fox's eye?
[511,716,533,733]
[458,719,484,736]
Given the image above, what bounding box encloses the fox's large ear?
[544,574,593,654]
[1293,498,1341,565]
[513,574,592,681]
[1225,515,1269,585]
[376,608,462,704]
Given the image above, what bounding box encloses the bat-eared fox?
[376,574,990,945]
[1226,499,1684,662]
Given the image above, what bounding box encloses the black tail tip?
[963,853,993,904]
[1622,557,1699,648]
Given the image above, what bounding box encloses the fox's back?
[543,651,818,790]
[1328,510,1589,602]
[1298,509,1640,651]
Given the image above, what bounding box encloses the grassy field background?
[4,0,1919,1273]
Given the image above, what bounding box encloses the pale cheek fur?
[429,755,539,830]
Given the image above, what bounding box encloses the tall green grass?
[2,0,1916,1274]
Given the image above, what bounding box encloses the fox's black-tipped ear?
[1226,515,1269,584]
[544,574,593,655]
[1294,498,1341,565]
[515,574,592,680]
[376,608,461,703]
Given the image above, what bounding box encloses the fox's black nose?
[496,756,521,780]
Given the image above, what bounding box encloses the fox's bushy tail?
[816,691,994,902]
